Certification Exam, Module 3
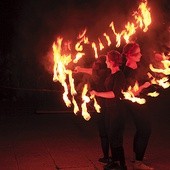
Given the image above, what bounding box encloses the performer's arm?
[90,90,115,98]
[74,66,92,75]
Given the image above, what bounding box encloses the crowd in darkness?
[0,0,169,103]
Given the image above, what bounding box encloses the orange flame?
[149,53,170,75]
[90,95,101,113]
[51,0,152,120]
[103,32,112,46]
[148,53,170,89]
[147,91,159,97]
[92,42,98,58]
[122,81,146,104]
[53,37,72,107]
[133,0,151,32]
[147,72,170,89]
[73,52,85,63]
[98,38,105,50]
[72,96,79,114]
[109,22,122,47]
[52,37,80,112]
[74,28,89,63]
[81,84,91,121]
[123,22,136,43]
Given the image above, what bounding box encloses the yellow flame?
[149,53,170,75]
[90,95,101,113]
[134,0,151,32]
[73,52,85,63]
[123,22,136,43]
[147,91,159,97]
[122,82,146,104]
[98,38,105,50]
[81,84,91,121]
[52,38,72,107]
[109,22,122,47]
[53,37,80,110]
[72,96,79,114]
[150,64,170,76]
[92,42,98,58]
[51,0,153,120]
[157,77,170,89]
[103,33,111,46]
[147,72,170,89]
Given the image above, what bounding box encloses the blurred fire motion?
[51,0,169,120]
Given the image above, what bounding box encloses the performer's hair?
[107,50,122,66]
[122,42,140,57]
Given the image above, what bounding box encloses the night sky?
[0,0,170,108]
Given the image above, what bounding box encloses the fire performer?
[75,55,112,164]
[89,55,112,164]
[90,50,127,170]
[122,42,154,170]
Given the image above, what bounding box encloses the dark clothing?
[123,63,150,91]
[97,105,109,158]
[91,68,126,166]
[124,100,151,160]
[90,67,110,159]
[91,68,111,92]
[123,63,162,96]
[104,71,126,164]
[123,65,152,161]
[105,71,125,101]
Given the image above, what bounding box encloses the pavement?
[0,89,170,170]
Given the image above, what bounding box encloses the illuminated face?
[128,47,142,62]
[106,55,112,69]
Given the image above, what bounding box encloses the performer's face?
[128,47,142,62]
[106,55,116,69]
[106,56,111,69]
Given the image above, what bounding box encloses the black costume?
[104,70,126,167]
[123,64,152,161]
[90,59,111,161]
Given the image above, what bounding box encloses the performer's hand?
[74,66,81,73]
[90,90,97,96]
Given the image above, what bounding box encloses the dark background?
[0,0,169,111]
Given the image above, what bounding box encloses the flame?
[147,72,170,89]
[108,0,151,48]
[98,38,104,50]
[52,37,80,111]
[133,0,151,32]
[74,28,89,63]
[73,52,85,63]
[51,0,152,120]
[123,22,136,43]
[103,32,112,46]
[109,22,122,47]
[90,95,101,113]
[122,81,146,104]
[156,77,170,89]
[149,53,170,75]
[81,84,91,121]
[53,37,72,107]
[72,96,79,114]
[147,91,159,97]
[148,53,170,89]
[92,42,98,58]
